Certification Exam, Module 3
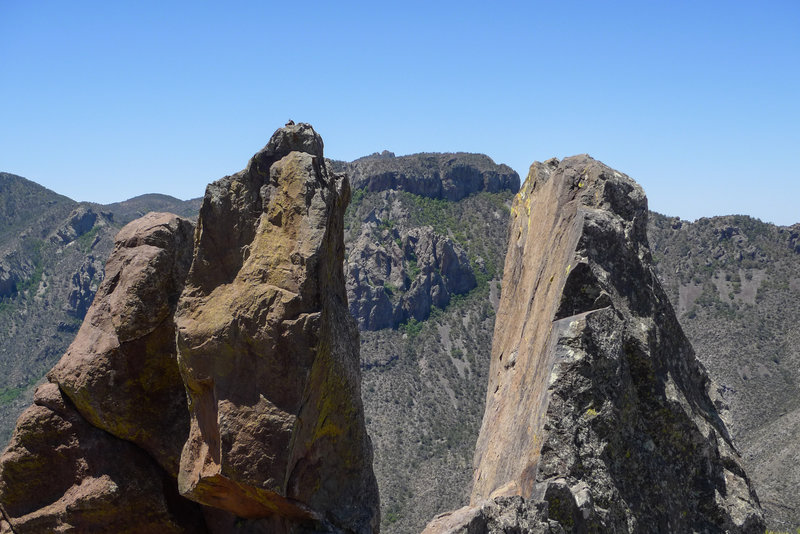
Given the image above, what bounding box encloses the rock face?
[346,224,476,330]
[334,152,519,201]
[175,123,379,532]
[49,212,195,475]
[0,124,379,533]
[427,155,765,533]
[0,213,204,533]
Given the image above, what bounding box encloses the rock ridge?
[425,155,764,533]
[332,152,520,201]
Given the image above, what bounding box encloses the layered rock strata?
[175,122,379,532]
[334,152,519,202]
[0,124,379,533]
[426,155,764,533]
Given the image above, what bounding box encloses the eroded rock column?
[175,123,379,533]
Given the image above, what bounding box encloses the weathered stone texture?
[346,224,476,330]
[0,383,204,534]
[335,152,519,202]
[0,124,379,533]
[428,155,764,533]
[175,123,379,533]
[0,213,202,533]
[50,212,194,476]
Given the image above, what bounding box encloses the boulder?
[175,123,379,533]
[49,212,195,476]
[0,383,205,534]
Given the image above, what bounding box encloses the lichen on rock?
[175,123,379,533]
[426,155,765,533]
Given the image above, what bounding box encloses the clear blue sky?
[2,1,798,225]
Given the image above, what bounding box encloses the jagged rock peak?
[176,123,380,533]
[425,155,764,533]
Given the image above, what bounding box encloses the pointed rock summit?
[425,155,764,533]
[175,122,379,532]
[0,124,379,533]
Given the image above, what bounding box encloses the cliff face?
[0,124,379,534]
[426,156,764,533]
[335,152,519,202]
[175,122,379,533]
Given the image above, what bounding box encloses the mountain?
[1,146,799,531]
[339,153,520,532]
[426,155,762,533]
[648,213,800,531]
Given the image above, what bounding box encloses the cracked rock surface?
[426,155,765,533]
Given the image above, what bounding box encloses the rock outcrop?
[175,122,379,533]
[52,206,102,244]
[49,212,195,475]
[425,155,764,533]
[346,223,476,330]
[333,152,519,202]
[0,213,203,533]
[0,124,379,533]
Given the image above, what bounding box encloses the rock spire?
[0,124,379,534]
[425,155,764,533]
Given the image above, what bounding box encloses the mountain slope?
[648,213,800,531]
[1,161,799,531]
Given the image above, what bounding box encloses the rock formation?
[0,124,379,533]
[347,223,476,330]
[49,212,195,475]
[175,122,379,533]
[333,152,519,202]
[0,212,203,533]
[425,155,764,533]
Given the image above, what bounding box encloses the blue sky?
[1,1,798,224]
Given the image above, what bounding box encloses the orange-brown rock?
[0,383,205,534]
[175,123,379,533]
[426,155,764,533]
[49,212,194,475]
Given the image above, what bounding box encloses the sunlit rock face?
[175,123,380,533]
[0,124,380,534]
[425,155,764,534]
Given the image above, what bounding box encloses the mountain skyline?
[2,2,799,225]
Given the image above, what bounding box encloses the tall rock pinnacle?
[175,123,379,532]
[425,156,764,533]
[0,124,379,533]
